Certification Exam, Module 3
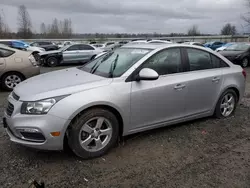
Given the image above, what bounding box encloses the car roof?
[121,43,178,49]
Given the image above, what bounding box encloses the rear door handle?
[174,84,186,90]
[212,77,220,82]
[0,63,4,65]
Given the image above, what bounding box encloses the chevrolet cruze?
[3,44,246,159]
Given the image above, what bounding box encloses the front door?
[130,48,188,129]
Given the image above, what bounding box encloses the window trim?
[125,47,186,82]
[182,46,230,72]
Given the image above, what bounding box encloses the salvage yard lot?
[0,66,250,188]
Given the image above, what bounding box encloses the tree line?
[187,23,237,36]
[0,4,246,39]
[0,5,73,39]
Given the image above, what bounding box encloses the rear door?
[182,47,226,116]
[63,44,81,62]
[78,44,96,62]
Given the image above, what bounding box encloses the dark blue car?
[204,41,225,50]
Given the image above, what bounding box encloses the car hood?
[219,50,245,56]
[14,68,112,101]
[39,50,62,56]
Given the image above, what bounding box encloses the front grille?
[6,102,14,116]
[12,92,20,101]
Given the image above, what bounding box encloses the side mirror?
[136,68,159,81]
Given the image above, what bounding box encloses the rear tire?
[68,108,119,159]
[214,89,238,118]
[241,58,248,68]
[47,57,59,67]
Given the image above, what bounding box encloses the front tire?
[1,72,24,91]
[214,89,238,118]
[68,108,119,159]
[47,57,59,67]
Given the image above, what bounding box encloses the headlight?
[21,95,68,115]
[39,48,45,51]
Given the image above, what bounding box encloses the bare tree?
[221,23,237,35]
[17,5,32,38]
[40,22,46,36]
[0,14,3,37]
[62,19,72,38]
[187,25,200,36]
[51,18,59,37]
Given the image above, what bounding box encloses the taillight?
[28,54,37,66]
[242,69,247,79]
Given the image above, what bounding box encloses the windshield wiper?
[91,51,114,74]
[109,54,119,78]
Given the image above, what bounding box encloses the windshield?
[80,48,152,78]
[225,43,250,51]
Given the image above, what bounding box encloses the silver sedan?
[4,43,246,159]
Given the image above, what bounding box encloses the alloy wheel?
[220,93,235,117]
[78,117,113,152]
[4,75,22,89]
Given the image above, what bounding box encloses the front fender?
[48,82,131,134]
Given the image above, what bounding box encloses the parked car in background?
[215,42,235,52]
[30,41,59,51]
[0,40,45,60]
[58,41,75,48]
[184,42,204,47]
[219,43,250,67]
[38,43,103,67]
[204,41,225,50]
[92,42,121,51]
[147,40,172,44]
[0,45,40,91]
[4,43,245,159]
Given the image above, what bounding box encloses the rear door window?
[186,48,213,71]
[79,44,95,50]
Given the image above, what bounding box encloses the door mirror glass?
[137,68,159,81]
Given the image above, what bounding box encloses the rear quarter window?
[0,48,15,57]
[211,54,229,68]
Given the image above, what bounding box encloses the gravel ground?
[0,66,250,188]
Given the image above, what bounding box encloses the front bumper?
[4,94,71,150]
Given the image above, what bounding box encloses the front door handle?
[0,63,4,65]
[174,84,186,90]
[212,77,220,82]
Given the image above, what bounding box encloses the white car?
[58,41,75,48]
[215,43,235,52]
[184,42,204,47]
[147,40,173,44]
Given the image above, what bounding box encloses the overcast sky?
[0,0,248,34]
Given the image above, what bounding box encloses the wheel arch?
[63,104,124,149]
[0,71,26,81]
